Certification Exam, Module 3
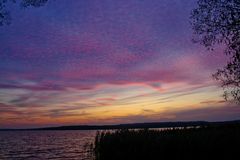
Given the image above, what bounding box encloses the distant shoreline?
[1,119,240,131]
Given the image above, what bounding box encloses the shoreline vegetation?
[1,120,240,159]
[0,120,240,131]
[93,123,240,160]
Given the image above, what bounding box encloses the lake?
[0,131,97,160]
[0,128,179,159]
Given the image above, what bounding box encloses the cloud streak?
[0,0,236,128]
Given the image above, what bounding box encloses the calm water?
[0,130,97,160]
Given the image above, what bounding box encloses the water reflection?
[0,130,96,160]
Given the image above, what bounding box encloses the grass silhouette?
[94,124,240,160]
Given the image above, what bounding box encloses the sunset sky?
[0,0,239,129]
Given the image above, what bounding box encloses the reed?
[93,124,240,160]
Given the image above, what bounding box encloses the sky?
[0,0,239,128]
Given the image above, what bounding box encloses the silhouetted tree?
[21,0,48,7]
[0,0,48,26]
[0,0,12,26]
[191,0,240,103]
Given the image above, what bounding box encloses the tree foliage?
[0,0,48,26]
[191,0,240,103]
[21,0,49,8]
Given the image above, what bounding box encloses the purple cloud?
[0,0,237,128]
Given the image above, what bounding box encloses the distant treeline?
[94,123,240,160]
[0,120,240,131]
